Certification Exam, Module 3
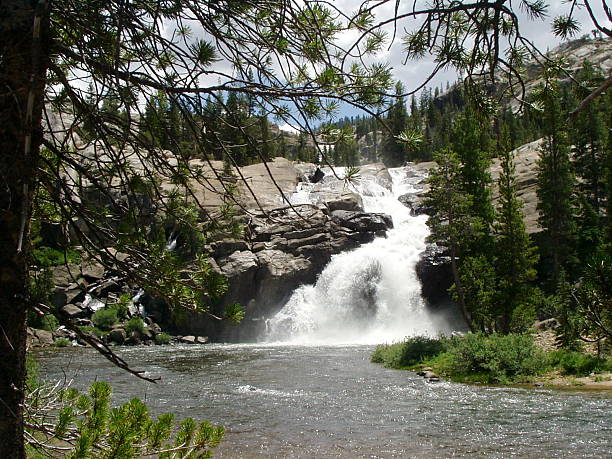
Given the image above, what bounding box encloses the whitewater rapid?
[264,166,457,345]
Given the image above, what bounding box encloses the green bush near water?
[372,333,612,384]
[53,338,70,348]
[125,317,145,335]
[371,336,448,368]
[547,350,612,376]
[155,332,172,345]
[439,333,546,383]
[91,308,118,330]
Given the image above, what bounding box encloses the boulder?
[125,332,142,345]
[358,163,393,188]
[325,192,364,212]
[27,328,54,348]
[180,335,197,344]
[309,167,325,183]
[398,193,431,216]
[52,264,79,288]
[416,244,453,306]
[74,318,93,327]
[61,303,87,319]
[196,336,209,344]
[534,318,560,330]
[108,328,126,344]
[331,210,393,233]
[218,251,259,278]
[90,279,121,297]
[81,261,105,282]
[211,239,250,258]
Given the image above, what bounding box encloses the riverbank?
[371,333,612,390]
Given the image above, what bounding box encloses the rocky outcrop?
[177,203,394,341]
[416,244,453,306]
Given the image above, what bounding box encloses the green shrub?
[108,293,132,320]
[548,350,612,376]
[155,332,172,345]
[32,246,81,267]
[125,317,145,335]
[53,338,70,348]
[371,336,447,368]
[439,333,547,383]
[28,312,59,333]
[91,308,118,330]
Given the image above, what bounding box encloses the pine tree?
[451,111,495,253]
[535,80,576,286]
[381,82,408,166]
[425,149,476,329]
[570,62,609,260]
[494,130,539,333]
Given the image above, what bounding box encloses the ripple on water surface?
[37,344,612,458]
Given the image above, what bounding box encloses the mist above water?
[264,166,459,345]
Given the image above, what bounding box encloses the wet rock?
[180,335,197,344]
[141,329,154,340]
[196,336,209,344]
[53,326,76,340]
[398,193,431,216]
[331,210,393,233]
[74,318,93,327]
[325,192,364,212]
[309,167,325,183]
[90,279,121,297]
[125,332,142,345]
[416,244,453,306]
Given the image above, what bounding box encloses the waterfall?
[264,165,457,345]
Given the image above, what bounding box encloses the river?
[37,344,611,458]
[37,165,611,457]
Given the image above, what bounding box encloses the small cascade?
[264,166,456,344]
[165,233,178,252]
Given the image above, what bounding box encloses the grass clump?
[547,350,612,376]
[91,308,118,330]
[125,317,145,335]
[53,337,70,348]
[372,336,448,368]
[155,332,172,345]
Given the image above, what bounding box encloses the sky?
[332,0,610,98]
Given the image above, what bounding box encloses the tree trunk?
[0,1,48,457]
[449,245,473,332]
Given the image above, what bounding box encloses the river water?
[37,344,611,458]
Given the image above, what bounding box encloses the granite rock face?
[178,204,394,341]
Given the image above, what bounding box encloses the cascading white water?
[264,165,457,345]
